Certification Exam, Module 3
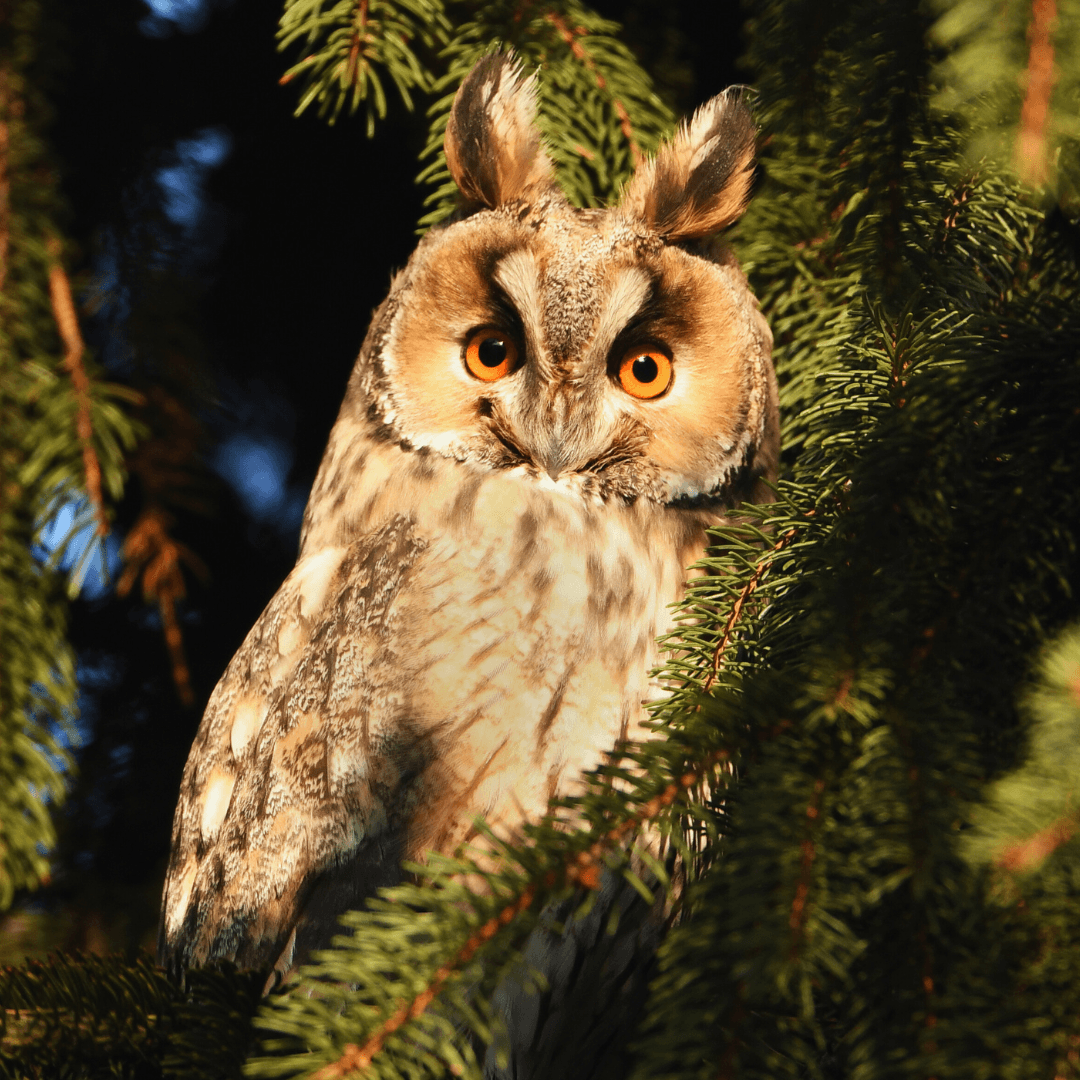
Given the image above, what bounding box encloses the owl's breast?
[363,461,697,854]
[161,450,705,971]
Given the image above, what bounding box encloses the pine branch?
[544,10,642,167]
[46,237,106,538]
[0,4,79,908]
[0,0,142,903]
[702,525,800,695]
[249,747,730,1079]
[928,0,1080,201]
[0,71,9,296]
[0,951,263,1079]
[311,886,540,1079]
[631,91,1080,1073]
[117,505,209,706]
[277,0,450,131]
[1016,0,1057,185]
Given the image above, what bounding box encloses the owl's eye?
[464,328,519,382]
[618,347,673,399]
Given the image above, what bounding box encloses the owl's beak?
[532,444,568,481]
[520,390,605,481]
[532,433,600,481]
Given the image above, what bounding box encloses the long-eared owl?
[158,52,779,985]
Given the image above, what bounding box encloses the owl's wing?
[483,869,667,1080]
[158,515,428,981]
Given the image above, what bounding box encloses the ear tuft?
[444,52,558,210]
[621,89,756,240]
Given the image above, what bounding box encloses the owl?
[158,53,779,991]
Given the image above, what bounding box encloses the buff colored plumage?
[158,53,778,995]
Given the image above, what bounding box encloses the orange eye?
[464,328,519,381]
[618,347,672,399]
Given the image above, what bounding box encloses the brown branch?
[889,330,910,407]
[46,237,107,536]
[789,778,825,953]
[715,997,747,1080]
[1015,0,1057,186]
[920,945,939,1060]
[344,0,369,87]
[118,505,206,706]
[279,60,310,86]
[995,814,1076,874]
[512,0,537,24]
[313,748,730,1078]
[0,68,10,296]
[0,67,10,721]
[938,182,971,249]
[702,526,799,694]
[313,885,538,1079]
[158,590,193,707]
[546,12,642,166]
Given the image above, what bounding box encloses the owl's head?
[355,53,778,507]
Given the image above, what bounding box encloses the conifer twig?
[313,749,729,1078]
[0,69,10,296]
[46,236,107,536]
[995,814,1076,873]
[703,526,798,694]
[1015,0,1056,186]
[312,886,539,1079]
[920,942,938,1057]
[117,505,207,706]
[789,777,824,951]
[343,0,369,89]
[715,999,748,1080]
[0,75,10,728]
[546,12,642,166]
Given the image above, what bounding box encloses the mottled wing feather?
[159,516,426,974]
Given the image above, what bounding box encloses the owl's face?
[354,57,776,510]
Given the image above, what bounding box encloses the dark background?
[2,0,743,960]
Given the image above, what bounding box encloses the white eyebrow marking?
[593,266,652,356]
[493,249,544,332]
[494,252,650,372]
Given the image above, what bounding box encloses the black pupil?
[631,354,659,383]
[478,336,508,368]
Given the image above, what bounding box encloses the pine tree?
[0,0,140,913]
[3,0,1080,1077]
[0,0,232,961]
